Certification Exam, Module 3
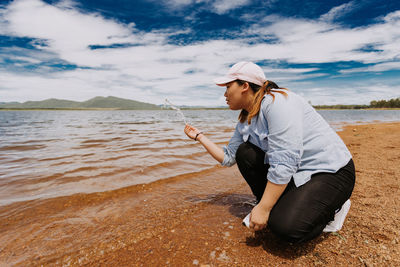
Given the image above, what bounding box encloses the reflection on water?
[0,109,399,206]
[0,110,238,206]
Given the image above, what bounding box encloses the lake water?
[0,109,399,206]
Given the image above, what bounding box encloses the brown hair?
[236,80,288,123]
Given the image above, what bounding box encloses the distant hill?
[0,96,161,110]
[0,101,19,105]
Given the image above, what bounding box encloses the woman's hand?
[184,124,202,140]
[184,124,224,163]
[249,204,270,231]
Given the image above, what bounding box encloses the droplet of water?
[165,99,188,124]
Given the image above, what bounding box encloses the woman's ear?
[241,82,250,94]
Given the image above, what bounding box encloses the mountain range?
[0,96,161,110]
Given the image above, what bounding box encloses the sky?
[0,0,400,106]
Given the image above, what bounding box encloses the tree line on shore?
[313,97,400,109]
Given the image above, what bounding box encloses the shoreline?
[0,122,399,266]
[1,107,400,111]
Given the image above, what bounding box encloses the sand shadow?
[244,229,328,259]
[185,192,327,259]
[185,192,256,218]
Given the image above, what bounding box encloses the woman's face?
[224,81,245,110]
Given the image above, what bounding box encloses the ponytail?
[246,80,288,124]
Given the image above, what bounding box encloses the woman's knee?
[268,215,302,242]
[268,210,322,243]
[235,142,264,168]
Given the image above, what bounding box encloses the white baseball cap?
[214,61,266,86]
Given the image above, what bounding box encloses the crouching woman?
[184,61,355,243]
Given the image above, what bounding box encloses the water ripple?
[0,109,399,206]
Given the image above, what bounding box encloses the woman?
[184,61,355,243]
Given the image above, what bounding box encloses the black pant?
[236,142,355,243]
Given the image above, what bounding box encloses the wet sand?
[1,122,399,266]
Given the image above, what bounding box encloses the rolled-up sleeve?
[221,124,243,167]
[263,95,304,184]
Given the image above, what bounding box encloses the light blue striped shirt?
[222,90,352,187]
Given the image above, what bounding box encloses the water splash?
[165,99,188,124]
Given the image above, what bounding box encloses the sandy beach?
[0,122,399,266]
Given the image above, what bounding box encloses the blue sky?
[0,0,399,106]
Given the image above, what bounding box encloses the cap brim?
[213,76,236,86]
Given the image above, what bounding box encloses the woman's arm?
[184,124,224,163]
[249,181,287,231]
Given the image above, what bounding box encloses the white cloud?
[157,0,196,10]
[300,84,400,105]
[340,61,400,74]
[169,0,194,6]
[0,0,400,106]
[245,10,400,65]
[212,0,251,14]
[4,0,137,55]
[160,0,251,14]
[0,6,8,35]
[320,1,356,22]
